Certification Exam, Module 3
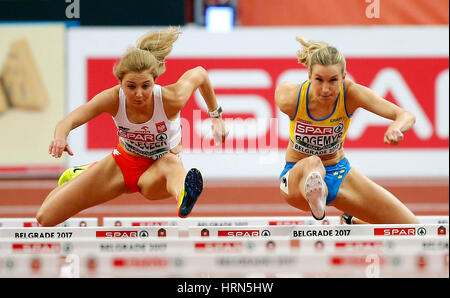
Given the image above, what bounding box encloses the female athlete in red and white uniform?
[37,27,228,226]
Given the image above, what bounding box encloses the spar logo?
[131,221,169,226]
[195,242,243,252]
[295,123,337,135]
[218,230,260,237]
[261,230,271,237]
[23,222,41,227]
[12,243,61,253]
[155,133,168,141]
[373,227,423,236]
[417,227,427,236]
[96,230,149,238]
[117,128,155,142]
[335,241,384,251]
[269,221,306,226]
[331,256,386,267]
[113,257,169,268]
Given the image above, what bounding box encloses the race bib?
[292,121,345,155]
[118,127,170,160]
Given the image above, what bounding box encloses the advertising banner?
[0,24,66,177]
[67,26,449,178]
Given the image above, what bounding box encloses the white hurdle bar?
[0,236,448,255]
[103,216,337,226]
[0,217,98,228]
[0,226,179,239]
[103,215,449,227]
[0,216,447,228]
[188,224,449,238]
[0,224,447,239]
[1,250,448,278]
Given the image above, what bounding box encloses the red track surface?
[0,178,448,225]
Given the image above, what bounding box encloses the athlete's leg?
[137,153,186,200]
[36,155,128,226]
[137,152,203,217]
[351,217,369,224]
[330,168,418,224]
[280,155,328,219]
[138,152,203,217]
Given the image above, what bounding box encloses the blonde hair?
[113,26,181,80]
[296,36,346,75]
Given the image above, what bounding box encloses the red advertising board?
[86,57,448,150]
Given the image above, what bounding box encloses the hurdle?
[0,226,179,239]
[188,224,449,238]
[1,224,447,239]
[103,216,337,226]
[0,235,448,255]
[0,219,448,277]
[1,216,447,227]
[102,215,449,227]
[0,217,98,228]
[1,250,448,278]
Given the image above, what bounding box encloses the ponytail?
[136,26,181,74]
[113,26,181,80]
[296,36,346,75]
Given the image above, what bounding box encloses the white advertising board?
[66,26,449,179]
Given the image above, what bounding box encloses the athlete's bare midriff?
[285,141,346,166]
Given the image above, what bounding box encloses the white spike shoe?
[304,171,326,220]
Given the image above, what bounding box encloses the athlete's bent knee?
[291,155,324,176]
[161,153,182,168]
[307,155,323,168]
[406,215,420,224]
[303,155,325,176]
[36,208,57,227]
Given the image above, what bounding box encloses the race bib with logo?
[288,80,352,156]
[292,120,345,155]
[118,125,170,160]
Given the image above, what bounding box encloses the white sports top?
[112,84,182,160]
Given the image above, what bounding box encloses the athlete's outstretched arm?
[345,80,416,146]
[164,66,228,144]
[49,86,119,158]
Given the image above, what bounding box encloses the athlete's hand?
[211,117,229,146]
[384,127,404,146]
[49,139,74,158]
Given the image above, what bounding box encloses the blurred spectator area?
[236,0,449,26]
[0,0,185,26]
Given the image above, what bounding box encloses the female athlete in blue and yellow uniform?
[277,36,418,224]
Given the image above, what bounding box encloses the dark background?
[0,0,186,26]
